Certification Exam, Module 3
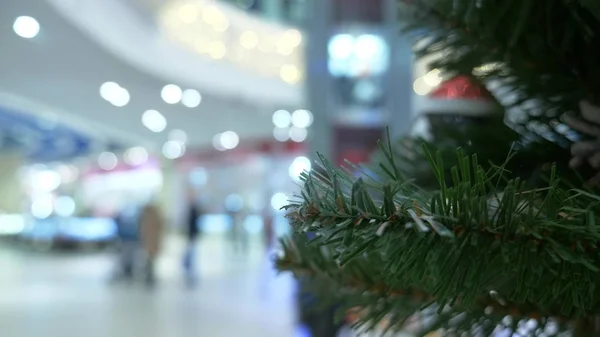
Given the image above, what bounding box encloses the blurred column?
[388,34,415,138]
[305,0,413,166]
[0,151,25,213]
[159,157,180,230]
[304,0,332,162]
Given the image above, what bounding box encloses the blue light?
[243,215,264,234]
[225,194,244,212]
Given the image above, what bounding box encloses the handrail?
[46,0,304,107]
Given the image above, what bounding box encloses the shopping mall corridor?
[0,236,298,337]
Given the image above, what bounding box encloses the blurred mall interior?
[0,0,441,336]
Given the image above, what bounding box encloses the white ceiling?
[0,0,301,151]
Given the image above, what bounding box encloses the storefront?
[172,139,307,236]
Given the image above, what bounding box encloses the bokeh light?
[161,84,183,104]
[13,16,40,39]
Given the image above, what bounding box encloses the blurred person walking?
[228,209,248,255]
[139,199,164,287]
[183,192,202,286]
[111,202,141,282]
[259,208,277,298]
[263,208,275,253]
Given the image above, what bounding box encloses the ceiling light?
[220,131,239,150]
[354,34,385,59]
[142,110,167,133]
[240,31,259,49]
[178,3,199,23]
[32,170,62,192]
[100,82,130,107]
[13,16,40,39]
[291,110,313,128]
[163,141,185,159]
[289,156,311,180]
[273,127,290,142]
[99,82,120,100]
[161,84,183,104]
[110,87,130,107]
[328,34,355,60]
[270,192,288,211]
[272,110,291,128]
[289,126,308,142]
[212,133,226,151]
[98,152,118,170]
[281,29,302,48]
[202,6,222,24]
[124,146,148,166]
[181,89,202,108]
[280,65,300,84]
[169,129,188,143]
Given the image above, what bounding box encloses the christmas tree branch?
[277,140,600,334]
[399,0,600,130]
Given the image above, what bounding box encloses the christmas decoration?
[276,0,600,336]
[419,75,499,137]
[429,75,493,101]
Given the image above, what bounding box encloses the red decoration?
[430,76,492,100]
[334,125,382,166]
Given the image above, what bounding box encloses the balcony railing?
[156,0,305,85]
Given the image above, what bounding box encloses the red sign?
[334,125,383,167]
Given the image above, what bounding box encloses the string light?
[282,29,302,47]
[413,77,431,96]
[240,31,259,49]
[158,1,304,84]
[178,3,198,23]
[202,6,222,25]
[280,64,300,84]
[423,69,443,87]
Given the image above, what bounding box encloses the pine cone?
[564,101,600,185]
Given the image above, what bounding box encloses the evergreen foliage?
[277,0,600,335]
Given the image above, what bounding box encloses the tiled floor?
[0,236,298,337]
